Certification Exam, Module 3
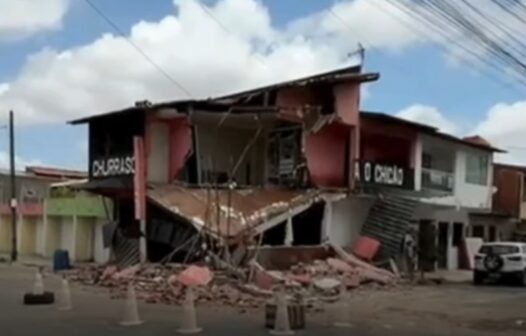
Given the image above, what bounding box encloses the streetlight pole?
[9,110,17,262]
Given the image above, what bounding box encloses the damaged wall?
[196,123,266,185]
[147,121,170,183]
[275,85,333,115]
[169,117,193,182]
[305,122,350,188]
[327,196,374,247]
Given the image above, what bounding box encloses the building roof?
[361,111,437,133]
[0,166,85,181]
[25,166,87,179]
[50,179,89,188]
[215,64,377,101]
[147,184,322,239]
[360,111,504,153]
[69,65,379,125]
[493,162,526,173]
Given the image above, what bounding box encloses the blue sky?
[0,0,525,169]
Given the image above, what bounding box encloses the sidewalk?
[428,269,473,284]
[0,254,51,268]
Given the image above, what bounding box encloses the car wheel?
[521,270,526,287]
[473,271,484,285]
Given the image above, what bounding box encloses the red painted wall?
[493,165,522,217]
[360,117,418,168]
[334,83,360,126]
[169,117,193,182]
[361,134,412,167]
[0,203,44,216]
[277,82,362,189]
[305,122,350,188]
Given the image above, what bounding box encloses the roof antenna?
[347,43,365,69]
[358,42,365,68]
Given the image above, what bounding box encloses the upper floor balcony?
[421,168,454,192]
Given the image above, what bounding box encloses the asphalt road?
[1,264,525,336]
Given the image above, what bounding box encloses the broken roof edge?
[69,65,379,125]
[214,65,377,101]
[360,111,504,153]
[147,184,326,242]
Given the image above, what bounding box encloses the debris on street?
[69,244,399,312]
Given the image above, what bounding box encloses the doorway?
[437,222,449,269]
[418,220,437,272]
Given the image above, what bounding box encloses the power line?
[382,0,526,92]
[327,7,375,51]
[418,0,526,77]
[83,0,193,98]
[193,0,269,70]
[328,0,526,117]
[492,0,526,26]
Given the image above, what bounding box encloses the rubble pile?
[70,263,271,309]
[69,249,398,311]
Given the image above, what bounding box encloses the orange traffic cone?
[333,286,352,328]
[269,286,294,335]
[177,287,202,334]
[33,268,44,295]
[57,276,72,311]
[120,284,143,326]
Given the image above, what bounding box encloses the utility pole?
[9,110,17,262]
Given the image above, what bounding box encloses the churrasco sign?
[91,155,135,178]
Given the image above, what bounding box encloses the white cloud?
[0,0,433,125]
[473,101,526,164]
[0,83,9,95]
[0,0,70,40]
[0,151,43,170]
[287,0,426,53]
[396,104,460,135]
[394,100,526,165]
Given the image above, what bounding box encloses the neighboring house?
[491,163,526,241]
[0,166,112,263]
[44,179,112,263]
[0,169,54,256]
[356,112,502,271]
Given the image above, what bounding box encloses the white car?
[474,242,526,285]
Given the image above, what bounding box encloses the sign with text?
[355,161,414,189]
[91,155,135,178]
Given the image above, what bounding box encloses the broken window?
[267,128,305,186]
[292,202,324,245]
[261,221,286,246]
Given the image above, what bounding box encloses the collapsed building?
[70,65,503,272]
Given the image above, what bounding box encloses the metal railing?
[421,168,454,192]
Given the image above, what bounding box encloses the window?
[422,152,432,169]
[479,244,519,255]
[488,226,497,242]
[465,153,489,185]
[453,223,463,247]
[472,225,485,238]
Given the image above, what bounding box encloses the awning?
[147,184,323,239]
[76,176,134,196]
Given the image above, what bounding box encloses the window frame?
[465,152,489,186]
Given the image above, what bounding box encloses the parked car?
[474,242,526,286]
